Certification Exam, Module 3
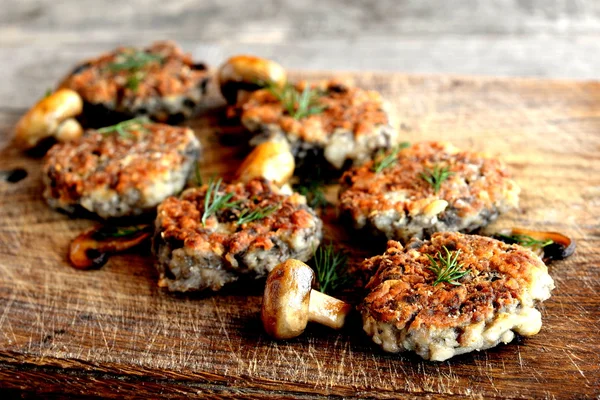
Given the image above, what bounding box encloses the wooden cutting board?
[0,72,599,399]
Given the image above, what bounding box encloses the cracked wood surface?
[0,71,599,399]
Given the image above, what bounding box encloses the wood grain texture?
[0,71,599,399]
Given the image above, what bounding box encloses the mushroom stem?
[261,259,352,339]
[308,289,352,329]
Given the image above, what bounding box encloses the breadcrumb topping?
[156,179,319,256]
[361,232,550,329]
[61,41,209,104]
[241,81,390,143]
[43,122,197,204]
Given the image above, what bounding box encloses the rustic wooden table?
[1,1,600,398]
[1,71,599,399]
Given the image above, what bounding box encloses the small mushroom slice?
[69,224,152,269]
[14,89,84,151]
[218,55,286,105]
[261,259,352,339]
[492,227,575,263]
[236,139,295,189]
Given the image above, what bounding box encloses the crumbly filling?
[61,41,208,104]
[156,179,320,256]
[43,123,197,204]
[339,141,520,236]
[361,232,552,329]
[241,80,391,143]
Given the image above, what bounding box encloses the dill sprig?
[236,203,280,225]
[125,71,146,91]
[106,49,163,92]
[44,88,53,98]
[420,164,454,194]
[96,117,149,138]
[91,224,151,241]
[267,83,326,120]
[313,243,349,294]
[495,233,553,248]
[294,180,329,209]
[427,246,470,286]
[292,167,330,209]
[201,178,239,226]
[107,50,163,72]
[194,161,203,187]
[371,142,410,173]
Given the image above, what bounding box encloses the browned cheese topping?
[240,81,390,143]
[156,179,317,263]
[361,232,545,330]
[43,123,195,204]
[340,142,518,222]
[61,41,208,104]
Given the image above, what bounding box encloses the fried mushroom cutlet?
[152,178,323,292]
[339,142,520,243]
[60,41,209,124]
[43,121,200,218]
[360,232,555,361]
[240,80,398,171]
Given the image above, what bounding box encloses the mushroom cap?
[493,227,576,263]
[261,259,314,339]
[218,55,286,104]
[69,224,152,270]
[14,89,83,150]
[236,139,295,187]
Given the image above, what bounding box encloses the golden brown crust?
[43,123,197,205]
[61,41,208,104]
[338,142,520,241]
[157,179,318,257]
[361,232,546,330]
[342,142,515,215]
[240,80,390,142]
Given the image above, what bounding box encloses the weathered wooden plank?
[3,0,600,40]
[4,38,600,111]
[2,0,600,111]
[0,72,599,399]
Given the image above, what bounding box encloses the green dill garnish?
[106,49,163,93]
[295,180,329,209]
[96,117,149,138]
[107,50,163,72]
[125,71,146,91]
[91,224,151,241]
[371,142,410,173]
[267,83,326,120]
[194,161,203,187]
[313,243,349,294]
[420,164,454,194]
[44,88,53,98]
[236,203,279,225]
[292,167,331,209]
[426,246,470,286]
[495,233,553,248]
[201,178,239,226]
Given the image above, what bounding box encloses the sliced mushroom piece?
[236,139,295,188]
[218,55,286,105]
[492,227,575,263]
[69,224,152,269]
[261,259,352,339]
[14,89,84,151]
